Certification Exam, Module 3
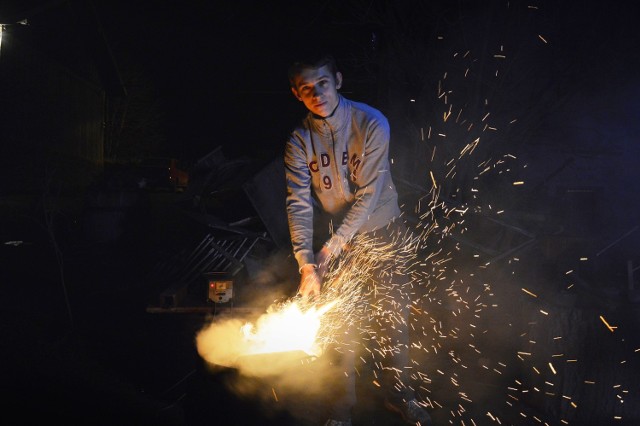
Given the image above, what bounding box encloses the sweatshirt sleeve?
[284,133,316,270]
[325,114,391,257]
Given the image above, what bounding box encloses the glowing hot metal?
[240,300,337,357]
[196,298,337,376]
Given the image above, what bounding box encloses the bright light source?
[0,20,27,57]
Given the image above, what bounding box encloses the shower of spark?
[196,225,424,376]
[196,3,640,424]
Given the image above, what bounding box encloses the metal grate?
[147,234,259,308]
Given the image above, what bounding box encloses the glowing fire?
[241,300,336,357]
[196,299,336,374]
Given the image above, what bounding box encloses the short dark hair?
[287,54,339,87]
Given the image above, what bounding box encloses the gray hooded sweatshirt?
[284,95,401,270]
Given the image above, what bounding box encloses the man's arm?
[324,115,392,258]
[284,134,325,298]
[284,134,315,269]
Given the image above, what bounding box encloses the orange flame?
[196,299,336,373]
[241,300,336,357]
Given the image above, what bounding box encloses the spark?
[599,315,617,332]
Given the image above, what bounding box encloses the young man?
[284,54,432,426]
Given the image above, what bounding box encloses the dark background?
[95,0,640,162]
[2,1,640,425]
[3,0,639,167]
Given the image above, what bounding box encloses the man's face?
[291,65,342,118]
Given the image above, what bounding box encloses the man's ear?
[291,87,302,101]
[335,72,343,90]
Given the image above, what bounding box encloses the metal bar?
[183,243,226,283]
[196,238,254,279]
[482,216,536,239]
[180,234,214,274]
[203,247,234,274]
[205,239,245,267]
[183,238,245,284]
[230,238,248,258]
[237,237,259,263]
[596,226,638,257]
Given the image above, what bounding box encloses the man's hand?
[297,247,332,299]
[297,264,321,299]
[315,246,332,281]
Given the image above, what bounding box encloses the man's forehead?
[294,65,333,86]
